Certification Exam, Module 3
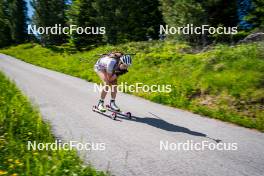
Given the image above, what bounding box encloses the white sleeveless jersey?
[94,56,117,73]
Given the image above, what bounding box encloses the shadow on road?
[118,112,221,143]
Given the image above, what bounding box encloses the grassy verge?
[0,71,105,175]
[1,41,264,131]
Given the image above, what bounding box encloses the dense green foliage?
[247,0,264,29]
[0,0,264,48]
[160,0,238,44]
[0,0,27,47]
[31,0,69,45]
[30,0,163,47]
[69,0,163,45]
[0,0,11,47]
[0,71,105,175]
[104,0,163,42]
[67,0,103,50]
[1,41,263,131]
[8,0,28,43]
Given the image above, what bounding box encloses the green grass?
[0,72,105,176]
[1,41,264,131]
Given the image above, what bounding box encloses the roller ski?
[92,100,117,120]
[106,100,132,119]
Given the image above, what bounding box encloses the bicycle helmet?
[120,55,132,66]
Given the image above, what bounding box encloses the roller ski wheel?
[92,105,117,120]
[106,105,132,119]
[111,112,117,120]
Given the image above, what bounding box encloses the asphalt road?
[0,54,264,176]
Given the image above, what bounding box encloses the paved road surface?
[0,54,264,176]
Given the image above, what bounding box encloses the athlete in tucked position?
[94,51,132,112]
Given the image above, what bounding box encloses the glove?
[115,69,128,76]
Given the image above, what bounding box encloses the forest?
[0,0,263,49]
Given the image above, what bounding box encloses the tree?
[31,0,68,45]
[246,0,264,30]
[237,0,253,29]
[160,0,238,44]
[160,0,205,43]
[116,0,164,42]
[94,0,164,44]
[0,0,27,47]
[0,0,12,47]
[7,0,28,44]
[67,0,103,50]
[94,0,118,44]
[201,0,237,27]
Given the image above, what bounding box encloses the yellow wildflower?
[14,159,20,164]
[0,170,8,175]
[8,164,14,169]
